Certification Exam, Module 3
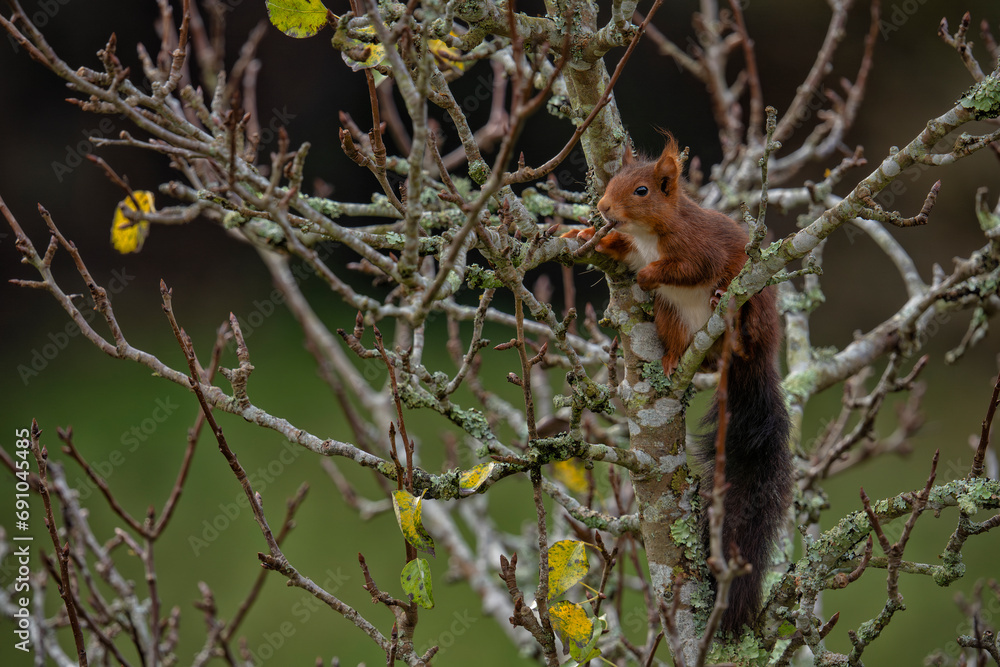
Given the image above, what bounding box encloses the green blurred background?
[1,0,999,664]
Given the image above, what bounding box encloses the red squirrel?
[566,135,792,634]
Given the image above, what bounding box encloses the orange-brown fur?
[568,135,780,373]
[566,135,792,634]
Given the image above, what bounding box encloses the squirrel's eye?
[634,186,648,196]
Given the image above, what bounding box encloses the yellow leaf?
[552,459,588,494]
[266,0,329,39]
[549,600,598,661]
[111,190,154,254]
[458,462,495,495]
[339,24,386,72]
[548,539,589,600]
[400,558,434,609]
[428,38,466,72]
[569,614,604,663]
[391,490,436,556]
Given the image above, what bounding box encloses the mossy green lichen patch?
[960,73,1000,120]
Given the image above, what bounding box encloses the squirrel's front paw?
[560,226,596,241]
[636,266,661,292]
[563,227,632,260]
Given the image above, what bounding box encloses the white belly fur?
[656,284,714,335]
[616,226,714,334]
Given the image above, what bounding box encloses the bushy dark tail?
[698,351,792,634]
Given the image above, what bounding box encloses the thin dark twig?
[591,532,618,618]
[970,373,1000,479]
[698,306,748,660]
[859,488,892,556]
[153,321,229,537]
[66,579,134,666]
[115,522,162,666]
[358,552,409,608]
[377,81,411,154]
[504,0,666,185]
[530,467,558,664]
[192,583,237,667]
[57,428,146,536]
[847,535,874,584]
[658,574,687,667]
[850,451,939,662]
[160,282,281,554]
[572,219,618,258]
[890,450,940,590]
[728,0,763,142]
[514,293,539,442]
[372,323,415,492]
[158,288,387,647]
[643,631,664,667]
[30,421,89,667]
[222,483,310,642]
[429,130,462,203]
[86,154,145,216]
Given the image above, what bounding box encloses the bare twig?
[970,373,1000,479]
[30,422,89,666]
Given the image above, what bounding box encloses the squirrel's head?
[597,133,682,234]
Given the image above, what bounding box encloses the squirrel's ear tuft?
[622,136,635,165]
[655,128,678,156]
[653,134,680,194]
